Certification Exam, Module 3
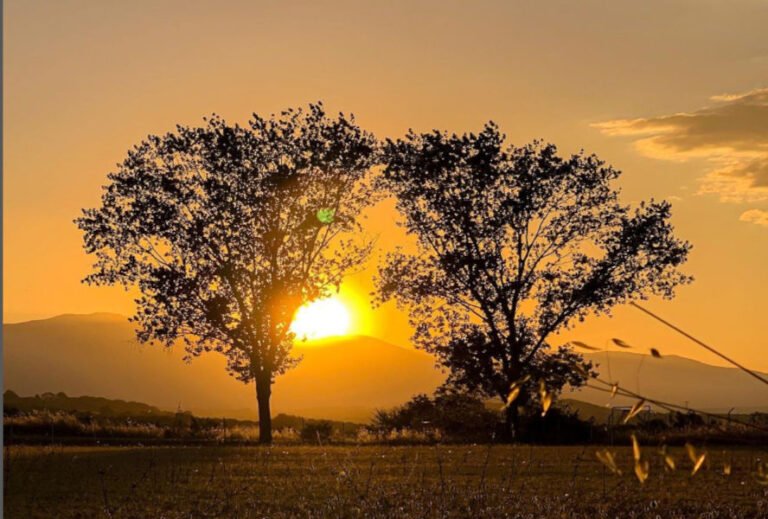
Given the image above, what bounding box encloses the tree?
[76,104,377,443]
[371,389,498,441]
[375,124,692,439]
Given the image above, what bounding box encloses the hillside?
[574,351,768,413]
[4,314,767,421]
[4,390,166,417]
[3,314,445,422]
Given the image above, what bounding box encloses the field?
[5,444,768,518]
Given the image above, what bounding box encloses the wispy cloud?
[593,88,768,203]
[739,209,768,228]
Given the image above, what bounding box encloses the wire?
[630,302,768,387]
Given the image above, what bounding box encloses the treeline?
[371,391,768,446]
[5,390,767,446]
[4,390,166,417]
[371,391,592,444]
[3,391,361,445]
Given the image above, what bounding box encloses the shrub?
[515,406,595,444]
[372,391,497,441]
[301,421,333,443]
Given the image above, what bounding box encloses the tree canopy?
[375,124,692,432]
[77,104,378,442]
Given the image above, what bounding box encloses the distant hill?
[3,314,445,422]
[4,314,767,422]
[573,351,768,414]
[557,398,614,424]
[4,390,167,417]
[273,335,446,421]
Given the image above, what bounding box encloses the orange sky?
[4,0,768,371]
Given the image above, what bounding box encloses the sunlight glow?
[290,297,351,340]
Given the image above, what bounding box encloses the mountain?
[2,314,445,422]
[273,335,446,421]
[557,398,615,423]
[4,314,767,422]
[3,389,168,417]
[572,351,768,413]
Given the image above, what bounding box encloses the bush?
[515,406,595,444]
[300,421,333,443]
[372,391,497,441]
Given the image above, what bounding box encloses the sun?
[290,297,351,340]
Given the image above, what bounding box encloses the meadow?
[5,444,768,518]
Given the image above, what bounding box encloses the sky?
[4,0,768,370]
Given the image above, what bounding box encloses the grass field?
[5,444,768,518]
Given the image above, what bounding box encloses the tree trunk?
[503,402,518,442]
[256,375,272,445]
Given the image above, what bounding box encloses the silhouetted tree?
[376,125,691,439]
[371,390,497,441]
[76,104,377,443]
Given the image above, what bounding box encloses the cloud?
[593,88,768,203]
[739,209,768,227]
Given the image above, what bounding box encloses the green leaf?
[316,208,335,224]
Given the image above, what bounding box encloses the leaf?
[595,450,621,475]
[506,385,521,406]
[505,376,530,407]
[570,341,600,351]
[630,434,649,483]
[623,399,646,424]
[541,394,553,416]
[650,348,662,359]
[691,452,707,476]
[685,443,698,464]
[659,445,675,471]
[634,459,650,484]
[631,434,641,462]
[539,380,553,417]
[686,444,707,476]
[612,338,632,348]
[316,208,335,224]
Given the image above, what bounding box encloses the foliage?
[371,390,498,441]
[514,406,595,444]
[3,408,362,444]
[300,420,334,443]
[5,396,766,446]
[76,104,378,442]
[376,125,692,433]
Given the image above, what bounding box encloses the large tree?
[77,104,377,443]
[376,124,692,438]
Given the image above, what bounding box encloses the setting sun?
[290,297,351,340]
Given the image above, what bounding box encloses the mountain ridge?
[4,312,755,370]
[4,313,767,420]
[3,313,445,422]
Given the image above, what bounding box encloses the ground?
[5,445,768,518]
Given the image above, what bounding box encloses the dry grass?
[5,444,768,518]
